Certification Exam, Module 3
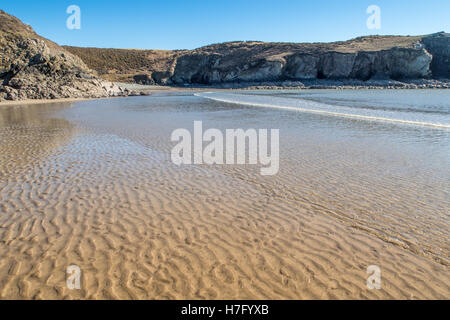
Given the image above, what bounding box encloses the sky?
[2,0,449,50]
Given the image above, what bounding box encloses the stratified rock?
[66,33,448,86]
[0,10,127,101]
[235,58,285,82]
[285,54,320,79]
[171,53,220,84]
[162,38,439,85]
[373,48,432,79]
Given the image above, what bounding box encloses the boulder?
[133,74,155,85]
[151,71,173,85]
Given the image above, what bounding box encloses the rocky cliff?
[421,32,450,78]
[170,46,433,84]
[167,34,450,84]
[66,34,449,86]
[0,10,127,102]
[1,9,448,97]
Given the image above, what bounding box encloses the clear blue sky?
[2,0,449,49]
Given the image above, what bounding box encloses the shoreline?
[0,96,107,107]
[1,78,449,107]
[171,78,450,90]
[0,86,218,107]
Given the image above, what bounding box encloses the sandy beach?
[0,91,449,300]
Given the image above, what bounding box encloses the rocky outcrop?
[350,48,432,80]
[284,54,320,79]
[68,33,448,86]
[66,34,449,87]
[151,71,173,85]
[132,71,173,85]
[168,46,433,85]
[133,74,155,85]
[171,54,287,84]
[0,10,128,102]
[421,32,450,78]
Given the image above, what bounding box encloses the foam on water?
[196,92,450,129]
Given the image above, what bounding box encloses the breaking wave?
[195,92,450,129]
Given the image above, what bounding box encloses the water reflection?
[0,103,77,179]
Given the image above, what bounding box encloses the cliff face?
[66,34,448,86]
[170,47,433,84]
[0,10,126,101]
[421,32,450,78]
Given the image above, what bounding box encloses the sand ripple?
[0,98,448,299]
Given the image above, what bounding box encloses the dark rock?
[421,33,450,78]
[285,54,320,79]
[133,74,155,85]
[151,71,172,85]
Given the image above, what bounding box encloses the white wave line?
[195,93,450,130]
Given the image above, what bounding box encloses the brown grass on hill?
[64,46,186,77]
[0,9,36,38]
[0,9,60,50]
[195,35,422,57]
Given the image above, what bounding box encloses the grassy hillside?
[64,46,186,82]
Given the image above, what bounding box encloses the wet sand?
[0,93,448,299]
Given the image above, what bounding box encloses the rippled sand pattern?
[0,95,449,299]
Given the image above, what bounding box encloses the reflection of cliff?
[0,103,77,178]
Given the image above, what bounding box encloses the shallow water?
[197,90,450,263]
[197,90,450,128]
[0,90,449,299]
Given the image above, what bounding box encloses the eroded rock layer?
[66,34,449,86]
